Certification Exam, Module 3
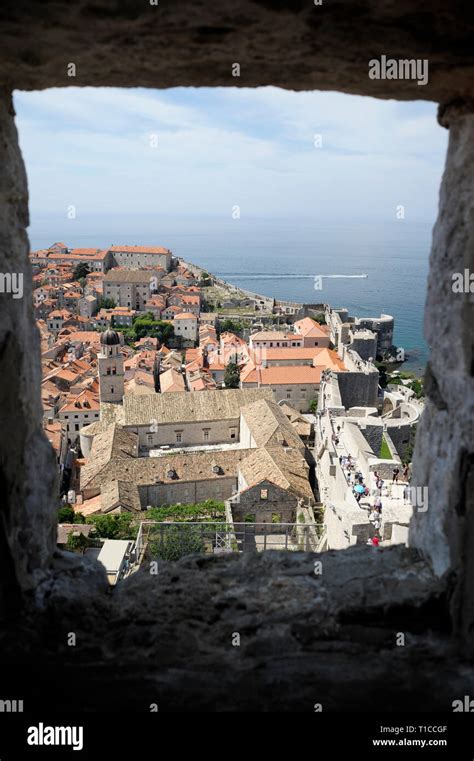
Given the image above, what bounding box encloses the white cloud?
[14,86,447,221]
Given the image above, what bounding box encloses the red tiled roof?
[108,245,171,254]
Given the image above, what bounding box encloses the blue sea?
[29,215,432,374]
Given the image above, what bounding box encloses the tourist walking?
[393,467,400,483]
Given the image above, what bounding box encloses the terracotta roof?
[44,420,63,452]
[311,347,346,370]
[64,331,102,344]
[254,347,324,360]
[294,317,330,338]
[160,367,186,393]
[241,366,323,385]
[49,249,107,260]
[250,330,297,341]
[220,331,247,346]
[48,309,73,320]
[108,245,171,254]
[59,388,100,413]
[174,312,197,320]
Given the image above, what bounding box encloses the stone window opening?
[0,4,473,712]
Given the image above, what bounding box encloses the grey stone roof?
[100,480,142,514]
[122,387,273,426]
[104,269,159,284]
[82,447,253,492]
[240,398,305,451]
[81,424,139,488]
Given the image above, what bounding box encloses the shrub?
[149,525,205,561]
[86,513,136,539]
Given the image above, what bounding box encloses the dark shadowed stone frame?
[0,0,472,710]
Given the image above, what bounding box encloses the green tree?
[145,500,225,522]
[220,318,244,335]
[73,262,91,281]
[97,296,117,310]
[149,525,205,561]
[131,314,174,343]
[309,399,318,413]
[375,362,389,389]
[66,531,90,552]
[58,505,86,523]
[224,357,240,388]
[86,513,135,539]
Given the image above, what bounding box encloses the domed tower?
[98,329,124,404]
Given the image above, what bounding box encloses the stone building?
[103,268,163,311]
[107,245,172,271]
[293,317,331,348]
[78,391,314,511]
[240,365,324,412]
[121,387,274,449]
[98,329,125,404]
[173,312,198,344]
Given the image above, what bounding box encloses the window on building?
[244,513,255,523]
[286,391,291,399]
[260,488,268,500]
[271,513,281,524]
[229,428,237,439]
[147,434,153,445]
[203,430,210,441]
[75,424,79,431]
[176,432,182,443]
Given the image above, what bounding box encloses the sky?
[14,86,447,228]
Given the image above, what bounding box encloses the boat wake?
[216,273,368,279]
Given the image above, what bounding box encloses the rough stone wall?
[360,421,383,455]
[1,1,473,103]
[0,0,473,694]
[228,481,298,525]
[409,104,474,652]
[337,370,379,410]
[0,90,59,614]
[3,544,473,712]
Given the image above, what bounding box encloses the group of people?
[366,466,410,547]
[367,478,383,547]
[332,420,411,549]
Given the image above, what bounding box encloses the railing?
[140,521,325,559]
